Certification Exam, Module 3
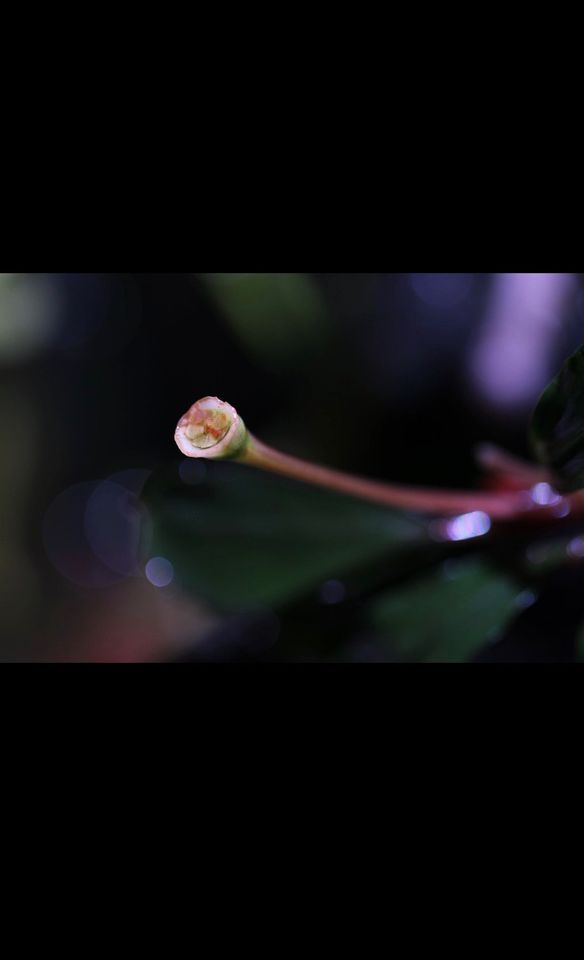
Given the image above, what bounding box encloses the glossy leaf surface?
[141,461,426,612]
[367,558,520,662]
[531,344,584,490]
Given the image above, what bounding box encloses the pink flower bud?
[174,396,248,460]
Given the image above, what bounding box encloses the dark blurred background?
[1,272,582,661]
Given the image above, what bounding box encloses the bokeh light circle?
[145,557,174,588]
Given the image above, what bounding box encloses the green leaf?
[367,558,520,662]
[530,343,584,491]
[197,273,331,369]
[141,461,426,612]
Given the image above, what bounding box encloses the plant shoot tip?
[175,396,248,460]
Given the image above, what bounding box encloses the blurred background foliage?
[198,273,332,369]
[2,272,584,661]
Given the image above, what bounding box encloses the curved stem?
[239,437,535,520]
[175,397,584,525]
[475,443,550,491]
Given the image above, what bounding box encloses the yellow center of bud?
[185,407,231,449]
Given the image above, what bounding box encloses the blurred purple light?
[84,480,144,576]
[468,273,576,412]
[42,482,122,588]
[145,557,174,588]
[530,482,561,506]
[567,537,584,559]
[409,273,474,310]
[43,470,152,589]
[444,511,491,542]
[515,590,537,609]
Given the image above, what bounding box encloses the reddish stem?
[242,437,543,520]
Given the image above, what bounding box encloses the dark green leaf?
[197,273,331,369]
[367,558,520,662]
[141,461,426,612]
[530,343,584,490]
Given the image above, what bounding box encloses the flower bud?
[174,396,248,460]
